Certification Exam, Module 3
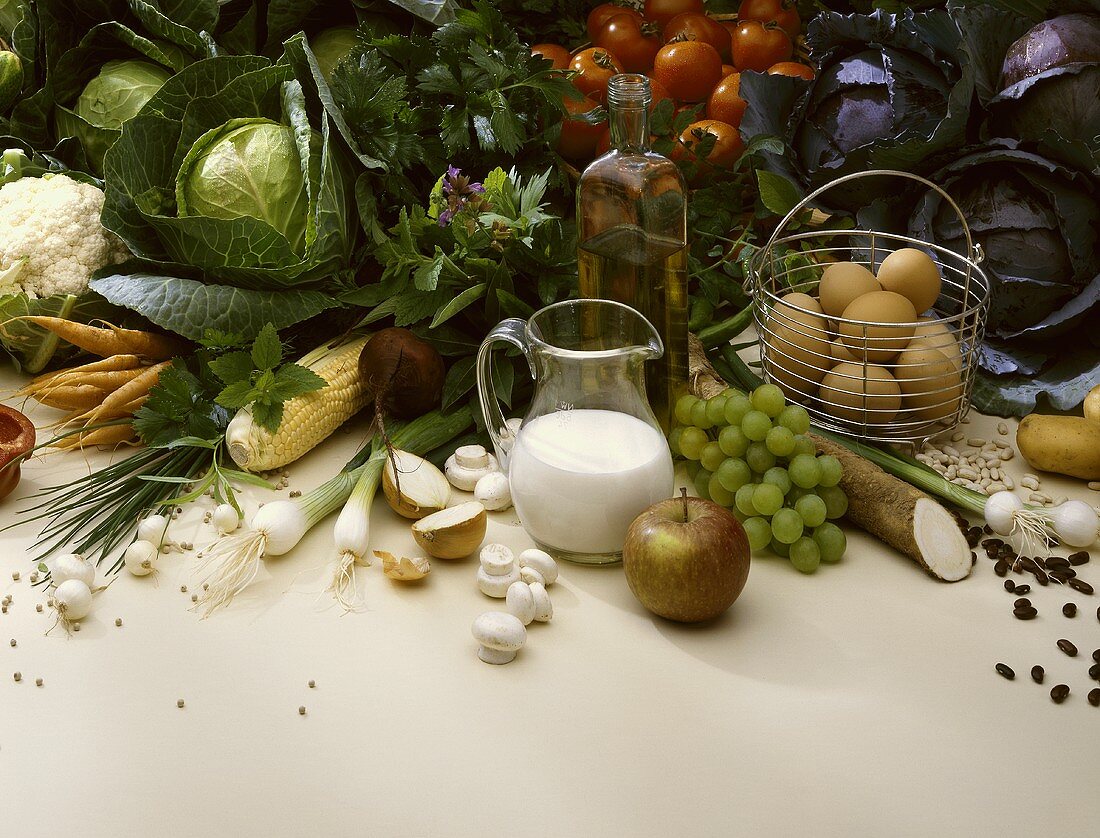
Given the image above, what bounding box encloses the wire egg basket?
[748,170,991,446]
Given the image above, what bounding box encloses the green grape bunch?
[669,384,849,574]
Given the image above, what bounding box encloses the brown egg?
[893,346,964,422]
[818,261,879,318]
[838,291,918,364]
[819,362,902,425]
[876,248,942,314]
[910,318,962,370]
[762,291,830,401]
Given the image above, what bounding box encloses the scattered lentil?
[180,585,188,593]
[1050,684,1070,704]
[11,571,19,581]
[995,663,1015,680]
[1057,639,1078,657]
[1031,665,1044,684]
[1063,603,1078,618]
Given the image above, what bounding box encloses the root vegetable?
[53,579,92,624]
[359,327,445,420]
[26,383,107,410]
[49,553,95,588]
[1016,414,1100,480]
[382,450,450,519]
[51,423,137,449]
[411,501,487,559]
[1048,501,1098,548]
[212,504,239,534]
[89,361,170,422]
[124,540,159,576]
[11,317,187,359]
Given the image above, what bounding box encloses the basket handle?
[750,169,982,289]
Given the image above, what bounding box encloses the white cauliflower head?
[0,173,131,299]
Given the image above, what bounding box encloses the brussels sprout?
[74,59,172,130]
[311,27,359,83]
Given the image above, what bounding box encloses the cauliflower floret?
[0,173,131,299]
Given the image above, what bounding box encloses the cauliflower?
[0,173,131,299]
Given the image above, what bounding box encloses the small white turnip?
[49,553,95,588]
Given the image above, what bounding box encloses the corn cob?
[225,334,371,472]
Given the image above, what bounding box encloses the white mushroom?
[506,581,535,626]
[472,611,526,664]
[529,582,553,623]
[519,566,545,586]
[474,471,512,511]
[445,445,498,491]
[518,549,558,586]
[477,565,520,598]
[479,543,515,576]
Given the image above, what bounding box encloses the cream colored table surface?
[1,366,1098,838]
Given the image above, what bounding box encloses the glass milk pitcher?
[477,299,674,565]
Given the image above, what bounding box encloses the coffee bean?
[1057,639,1078,657]
[1089,688,1100,707]
[1068,578,1093,595]
[995,559,1009,577]
[1004,579,1016,592]
[1031,665,1045,684]
[1063,602,1078,618]
[1089,663,1100,681]
[1015,584,1031,595]
[966,527,983,547]
[1045,556,1070,569]
[1014,606,1038,620]
[1050,684,1070,704]
[995,663,1015,680]
[1067,551,1089,566]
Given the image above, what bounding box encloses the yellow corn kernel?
[226,334,370,472]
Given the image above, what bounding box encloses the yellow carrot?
[52,423,137,449]
[9,317,186,360]
[89,361,169,421]
[29,383,108,411]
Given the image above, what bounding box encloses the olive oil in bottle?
[577,74,688,432]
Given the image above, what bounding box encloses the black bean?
[1034,569,1049,586]
[1097,605,1100,623]
[1017,557,1038,572]
[1014,597,1032,608]
[1057,639,1078,657]
[1031,665,1044,684]
[1068,578,1093,595]
[1004,579,1016,592]
[971,551,978,564]
[982,524,993,534]
[1067,551,1089,566]
[982,538,1001,549]
[1050,684,1070,704]
[1089,689,1100,707]
[966,527,983,547]
[1014,606,1038,620]
[1063,602,1078,618]
[1045,556,1070,569]
[1089,664,1100,681]
[1049,569,1076,582]
[995,663,1015,680]
[1015,584,1031,595]
[995,559,1009,577]
[1093,649,1100,663]
[1034,557,1048,570]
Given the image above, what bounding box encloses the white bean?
[951,432,964,442]
[968,438,986,447]
[1003,475,1015,490]
[988,482,1006,494]
[998,449,1014,461]
[997,422,1009,435]
[943,446,960,457]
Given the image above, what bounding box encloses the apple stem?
[679,486,688,523]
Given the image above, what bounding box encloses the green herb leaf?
[208,350,254,385]
[756,170,803,217]
[251,400,284,433]
[268,363,327,402]
[251,323,282,370]
[214,380,255,410]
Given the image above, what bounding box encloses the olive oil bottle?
[577,74,688,432]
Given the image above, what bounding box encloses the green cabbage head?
[311,27,359,83]
[74,59,172,131]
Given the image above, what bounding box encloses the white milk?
[508,409,673,558]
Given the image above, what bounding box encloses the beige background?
[1,366,1098,837]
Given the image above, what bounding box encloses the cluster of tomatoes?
[537,0,813,172]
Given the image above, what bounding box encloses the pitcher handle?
[476,318,533,470]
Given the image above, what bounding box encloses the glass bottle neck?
[610,105,649,153]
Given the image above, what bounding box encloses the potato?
[1083,383,1100,424]
[819,362,901,425]
[838,291,918,364]
[818,262,879,317]
[876,248,942,314]
[893,346,963,422]
[1016,414,1100,480]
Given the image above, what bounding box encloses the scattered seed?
[29,572,37,583]
[966,527,983,547]
[298,705,306,716]
[11,571,19,581]
[1004,579,1016,592]
[1094,649,1100,663]
[1057,639,1078,657]
[115,618,122,627]
[1063,603,1078,618]
[997,422,1009,435]
[1068,579,1094,595]
[308,679,316,688]
[982,524,993,534]
[1019,477,1040,491]
[1089,689,1100,707]
[1090,664,1100,681]
[1067,551,1090,566]
[203,583,209,591]
[1050,569,1076,583]
[177,699,185,708]
[3,605,8,614]
[34,604,42,613]
[1046,556,1070,569]
[13,671,20,682]
[180,585,188,593]
[950,431,964,442]
[1050,684,1070,704]
[1034,569,1049,586]
[1015,584,1031,595]
[1031,665,1044,684]
[1014,606,1038,620]
[35,678,42,687]
[289,490,301,498]
[995,559,1009,577]
[943,445,960,457]
[999,449,1014,461]
[191,594,198,603]
[995,663,1015,680]
[1014,597,1032,609]
[1097,605,1100,623]
[72,623,80,632]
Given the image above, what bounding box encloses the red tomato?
[596,14,662,74]
[557,94,606,162]
[647,76,674,109]
[531,43,571,70]
[652,40,723,103]
[706,73,747,129]
[662,12,732,62]
[678,119,745,178]
[767,61,815,80]
[721,63,737,77]
[588,4,643,41]
[644,0,705,28]
[731,20,792,72]
[570,47,624,105]
[737,0,801,41]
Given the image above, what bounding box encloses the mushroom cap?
[529,582,553,622]
[506,581,536,626]
[471,611,526,650]
[519,548,558,585]
[479,542,515,576]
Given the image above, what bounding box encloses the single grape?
[777,404,811,435]
[789,537,821,573]
[762,466,792,495]
[817,454,843,488]
[705,396,728,427]
[741,410,772,442]
[679,426,708,460]
[708,473,736,507]
[794,494,828,528]
[734,483,758,517]
[786,485,812,504]
[765,425,795,457]
[789,453,822,489]
[718,424,749,458]
[819,485,849,520]
[746,441,777,474]
[667,427,683,457]
[813,523,847,563]
[751,483,783,517]
[751,383,786,418]
[693,468,713,500]
[723,393,752,426]
[770,538,791,558]
[720,388,739,399]
[730,505,748,523]
[700,441,726,473]
[690,400,714,430]
[717,457,752,492]
[674,394,699,427]
[743,516,772,552]
[791,435,817,458]
[771,507,803,544]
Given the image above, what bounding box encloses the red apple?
[622,492,750,622]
